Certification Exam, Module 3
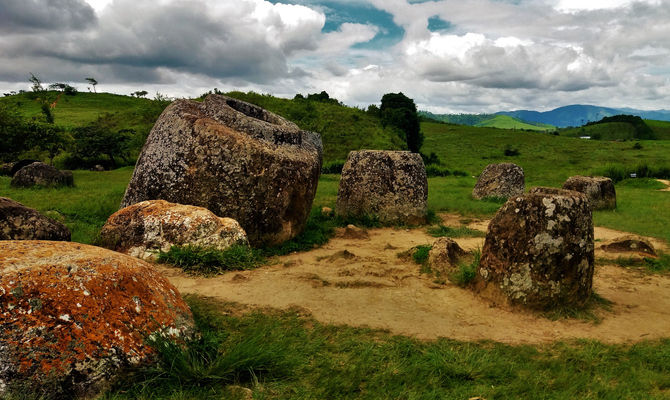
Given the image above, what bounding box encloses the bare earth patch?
[158,215,670,345]
[657,179,670,192]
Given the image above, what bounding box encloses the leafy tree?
[29,72,44,92]
[380,92,423,153]
[28,73,56,123]
[72,113,131,168]
[132,90,148,98]
[25,122,70,164]
[86,77,98,93]
[0,104,27,161]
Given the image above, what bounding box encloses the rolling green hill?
[475,115,555,132]
[647,119,670,140]
[0,91,405,165]
[222,91,404,162]
[0,91,166,132]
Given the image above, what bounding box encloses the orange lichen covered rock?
[0,241,194,398]
[100,200,248,260]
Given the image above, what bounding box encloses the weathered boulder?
[600,235,656,257]
[562,176,616,210]
[0,163,13,176]
[10,159,39,176]
[335,150,428,224]
[0,197,70,241]
[428,237,466,277]
[475,190,594,310]
[10,162,73,188]
[121,94,322,246]
[100,200,248,260]
[472,163,525,200]
[0,241,194,398]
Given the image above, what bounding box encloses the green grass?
[599,253,670,274]
[646,119,670,140]
[0,167,132,243]
[561,122,638,140]
[428,224,486,238]
[542,293,614,324]
[157,245,266,274]
[475,115,556,132]
[95,295,670,400]
[450,249,481,287]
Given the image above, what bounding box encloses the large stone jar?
[121,94,322,246]
[475,188,594,310]
[336,150,428,225]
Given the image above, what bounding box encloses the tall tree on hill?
[380,92,423,153]
[86,77,98,93]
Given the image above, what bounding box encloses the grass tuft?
[428,224,486,238]
[542,292,614,324]
[600,252,670,273]
[157,244,265,274]
[450,249,481,287]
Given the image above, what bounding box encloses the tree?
[380,92,423,153]
[72,113,131,168]
[29,72,44,92]
[132,90,148,98]
[0,104,27,161]
[86,77,98,93]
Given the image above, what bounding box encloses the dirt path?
[159,219,670,345]
[657,179,670,192]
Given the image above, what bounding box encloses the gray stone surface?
[121,94,322,246]
[475,190,594,310]
[472,163,525,200]
[0,197,70,241]
[563,175,616,210]
[10,162,73,188]
[335,150,428,225]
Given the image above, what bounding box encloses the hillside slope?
[0,91,405,165]
[223,91,405,162]
[474,115,555,131]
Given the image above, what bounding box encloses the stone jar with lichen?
[475,188,594,310]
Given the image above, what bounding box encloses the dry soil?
[158,214,670,344]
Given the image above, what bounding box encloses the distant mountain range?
[423,105,670,128]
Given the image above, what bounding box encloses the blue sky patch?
[427,15,452,32]
[266,0,404,49]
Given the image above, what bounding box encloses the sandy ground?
[657,179,670,192]
[158,215,670,344]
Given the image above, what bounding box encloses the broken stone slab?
[428,237,467,278]
[600,235,656,257]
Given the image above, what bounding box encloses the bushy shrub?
[321,160,345,174]
[425,165,451,177]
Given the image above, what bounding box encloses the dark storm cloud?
[0,0,325,84]
[0,0,96,32]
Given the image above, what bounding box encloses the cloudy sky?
[1,0,669,113]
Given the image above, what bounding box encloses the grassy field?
[647,119,670,140]
[475,114,556,132]
[3,93,670,399]
[97,295,670,400]
[421,121,670,185]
